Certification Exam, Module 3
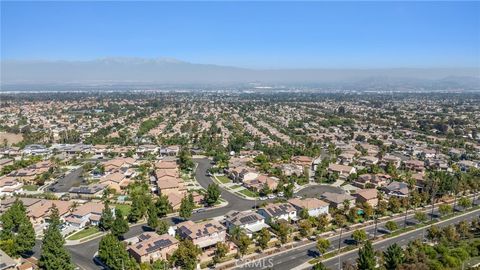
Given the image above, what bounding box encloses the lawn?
[113,204,131,216]
[239,189,259,198]
[66,227,99,240]
[23,185,39,191]
[216,175,231,184]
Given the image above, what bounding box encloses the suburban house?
[403,160,425,173]
[69,183,107,197]
[159,145,180,156]
[291,156,313,168]
[8,161,51,184]
[277,163,304,177]
[126,232,179,263]
[321,192,356,210]
[328,164,357,178]
[175,220,227,249]
[353,173,391,188]
[0,176,23,196]
[103,157,136,173]
[65,201,106,228]
[99,172,130,193]
[358,156,379,166]
[257,203,297,223]
[287,197,329,217]
[243,174,279,191]
[25,199,72,225]
[385,181,409,197]
[354,189,379,207]
[224,210,269,237]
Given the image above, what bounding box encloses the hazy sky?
[1,1,479,69]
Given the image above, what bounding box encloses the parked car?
[259,196,268,201]
[268,194,276,199]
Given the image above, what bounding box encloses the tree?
[316,238,330,255]
[257,228,271,250]
[284,183,294,199]
[458,197,472,210]
[316,214,329,232]
[414,211,427,223]
[98,233,137,270]
[204,183,221,206]
[427,225,442,242]
[236,232,252,257]
[357,240,376,270]
[383,243,404,270]
[99,200,114,231]
[128,196,145,223]
[443,225,460,242]
[170,240,201,270]
[362,202,374,220]
[147,201,158,230]
[298,219,313,237]
[312,261,328,270]
[274,222,290,244]
[388,196,401,213]
[333,214,346,227]
[456,220,472,239]
[352,229,367,244]
[156,220,170,235]
[439,204,453,216]
[385,221,398,232]
[0,199,35,258]
[156,194,172,218]
[111,208,129,238]
[213,242,229,264]
[179,195,193,220]
[39,206,74,270]
[299,208,310,220]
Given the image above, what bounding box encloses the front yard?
[66,227,100,240]
[216,175,232,184]
[238,188,259,198]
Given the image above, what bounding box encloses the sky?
[1,1,479,69]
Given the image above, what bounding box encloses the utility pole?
[337,226,343,270]
[404,188,410,229]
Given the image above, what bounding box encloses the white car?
[277,192,284,197]
[268,194,276,199]
[259,196,268,201]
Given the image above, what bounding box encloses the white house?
[224,210,269,237]
[287,198,329,217]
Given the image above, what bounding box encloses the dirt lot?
[0,132,23,146]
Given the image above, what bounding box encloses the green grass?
[238,189,259,198]
[230,184,243,190]
[66,227,99,240]
[113,204,131,216]
[216,175,231,184]
[23,185,39,191]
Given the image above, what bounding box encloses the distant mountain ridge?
[1,57,479,89]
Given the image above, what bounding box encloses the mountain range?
[1,57,479,90]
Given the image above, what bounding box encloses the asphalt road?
[48,167,86,193]
[296,185,344,198]
[235,203,480,270]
